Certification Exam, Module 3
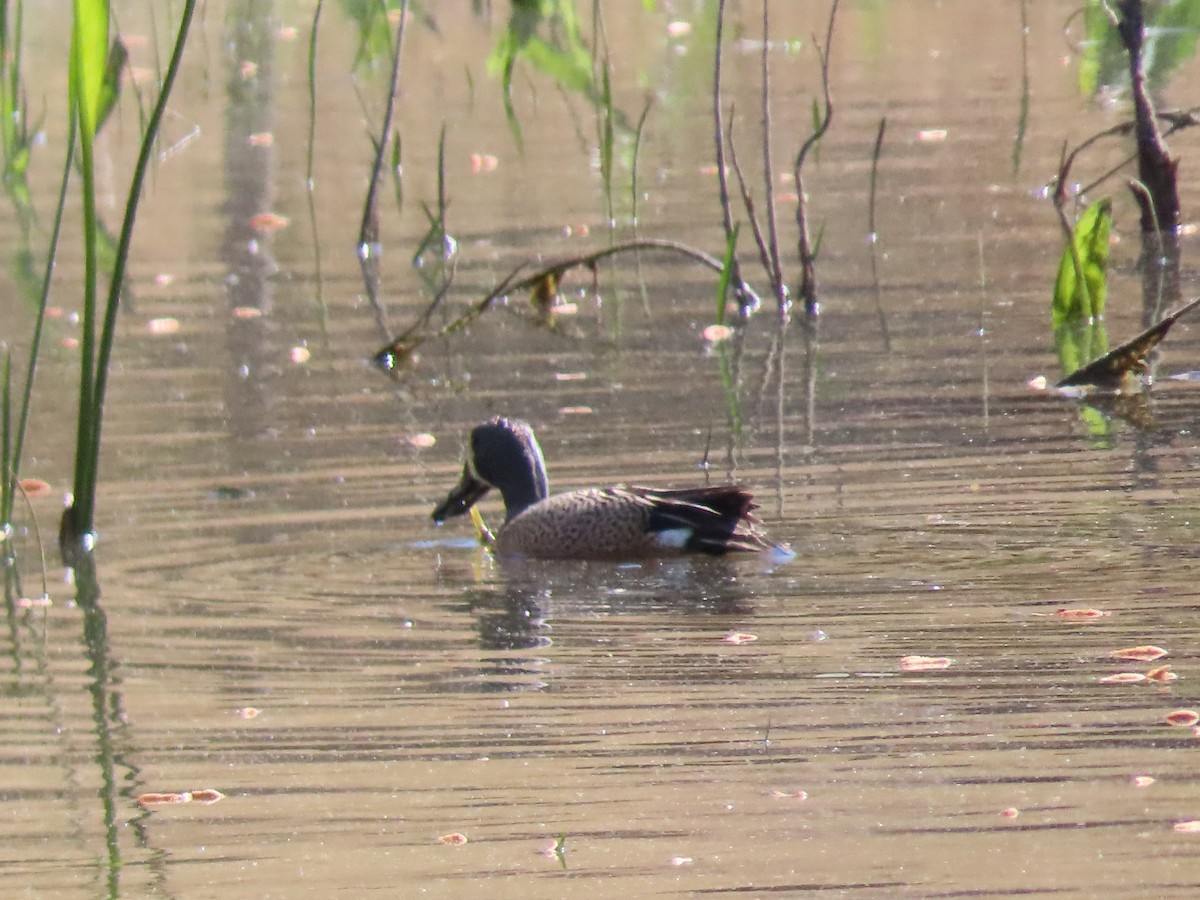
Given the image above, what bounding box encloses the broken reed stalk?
[794,0,839,317]
[726,118,776,298]
[1114,0,1179,232]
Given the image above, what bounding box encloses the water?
[5,1,1200,896]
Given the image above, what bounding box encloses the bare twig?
[357,0,410,334]
[375,238,766,370]
[713,0,750,313]
[759,1,784,306]
[727,118,775,293]
[794,0,840,316]
[1075,107,1200,197]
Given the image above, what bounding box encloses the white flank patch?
[654,528,693,549]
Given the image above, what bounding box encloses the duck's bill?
[431,466,491,523]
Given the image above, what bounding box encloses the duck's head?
[431,417,550,524]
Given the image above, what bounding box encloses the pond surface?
[5,1,1200,896]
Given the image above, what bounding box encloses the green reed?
[61,0,197,559]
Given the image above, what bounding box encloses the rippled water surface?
[5,1,1200,896]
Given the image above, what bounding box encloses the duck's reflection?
[451,554,757,664]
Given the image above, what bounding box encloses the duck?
[431,416,778,559]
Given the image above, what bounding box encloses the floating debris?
[768,789,808,800]
[917,129,948,142]
[1099,672,1147,684]
[999,807,1020,819]
[703,324,734,343]
[249,212,289,234]
[14,596,52,609]
[138,788,225,806]
[899,655,954,672]
[1132,775,1156,788]
[147,317,181,335]
[1174,820,1200,833]
[721,632,757,645]
[137,792,190,806]
[1053,607,1109,620]
[437,832,469,846]
[1113,646,1168,662]
[1165,709,1199,728]
[290,346,311,364]
[248,132,274,147]
[18,479,51,498]
[1146,665,1178,683]
[237,707,261,719]
[469,153,499,174]
[408,433,437,449]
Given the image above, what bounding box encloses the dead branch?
[794,0,840,316]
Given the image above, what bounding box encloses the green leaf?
[1052,197,1111,328]
[1078,0,1200,96]
[71,0,110,138]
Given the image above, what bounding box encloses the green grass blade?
[629,98,651,230]
[7,126,75,529]
[599,60,613,224]
[715,223,739,326]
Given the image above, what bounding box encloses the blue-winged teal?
[431,417,777,559]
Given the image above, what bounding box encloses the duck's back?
[495,485,768,559]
